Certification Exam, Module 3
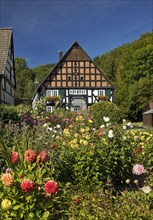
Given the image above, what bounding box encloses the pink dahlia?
[24,149,36,162]
[11,152,19,164]
[44,180,58,194]
[132,164,145,175]
[20,179,35,192]
[38,150,48,162]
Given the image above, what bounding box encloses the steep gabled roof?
[0,28,13,75]
[37,41,114,91]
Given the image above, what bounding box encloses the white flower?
[57,124,61,128]
[127,122,132,126]
[122,119,126,122]
[123,125,127,130]
[108,130,113,138]
[108,133,113,138]
[106,123,111,127]
[43,123,48,127]
[123,136,126,140]
[103,116,110,123]
[47,127,53,131]
[100,125,105,128]
[141,186,151,194]
[108,129,113,134]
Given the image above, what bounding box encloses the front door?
[70,97,87,112]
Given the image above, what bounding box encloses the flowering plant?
[0,143,59,219]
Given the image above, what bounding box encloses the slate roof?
[0,28,13,75]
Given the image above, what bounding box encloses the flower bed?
[0,110,153,219]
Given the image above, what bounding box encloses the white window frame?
[46,106,55,112]
[99,90,105,96]
[69,89,86,95]
[46,90,58,97]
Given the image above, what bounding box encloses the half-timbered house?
[0,28,16,105]
[33,41,114,112]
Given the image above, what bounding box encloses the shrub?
[0,105,20,124]
[90,101,121,128]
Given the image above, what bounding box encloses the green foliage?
[0,105,20,124]
[15,58,35,105]
[14,58,54,106]
[0,109,153,219]
[68,189,153,219]
[32,64,54,83]
[90,101,121,127]
[94,32,153,121]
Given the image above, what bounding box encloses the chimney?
[58,50,63,60]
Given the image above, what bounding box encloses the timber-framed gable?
[33,41,114,112]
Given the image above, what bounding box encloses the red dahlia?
[24,149,36,162]
[44,180,58,194]
[20,179,35,192]
[38,150,48,162]
[11,152,19,164]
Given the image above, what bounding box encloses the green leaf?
[41,211,50,219]
[13,205,21,210]
[28,213,35,218]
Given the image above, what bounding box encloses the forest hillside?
[94,32,153,121]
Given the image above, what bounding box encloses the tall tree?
[15,58,35,105]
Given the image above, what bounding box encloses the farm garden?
[0,102,153,219]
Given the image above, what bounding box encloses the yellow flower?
[1,199,11,210]
[125,179,130,184]
[72,138,78,144]
[63,129,69,133]
[62,141,66,146]
[83,140,88,146]
[85,127,90,131]
[134,180,138,185]
[71,144,78,149]
[63,129,70,136]
[88,119,93,123]
[80,128,85,133]
[75,117,79,121]
[80,139,84,144]
[85,135,90,140]
[74,133,79,138]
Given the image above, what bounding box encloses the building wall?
[1,42,15,105]
[143,114,153,127]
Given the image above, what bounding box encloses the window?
[46,90,58,97]
[68,76,71,80]
[46,106,55,112]
[69,89,86,95]
[52,90,58,96]
[99,90,105,96]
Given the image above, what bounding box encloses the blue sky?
[0,0,152,68]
